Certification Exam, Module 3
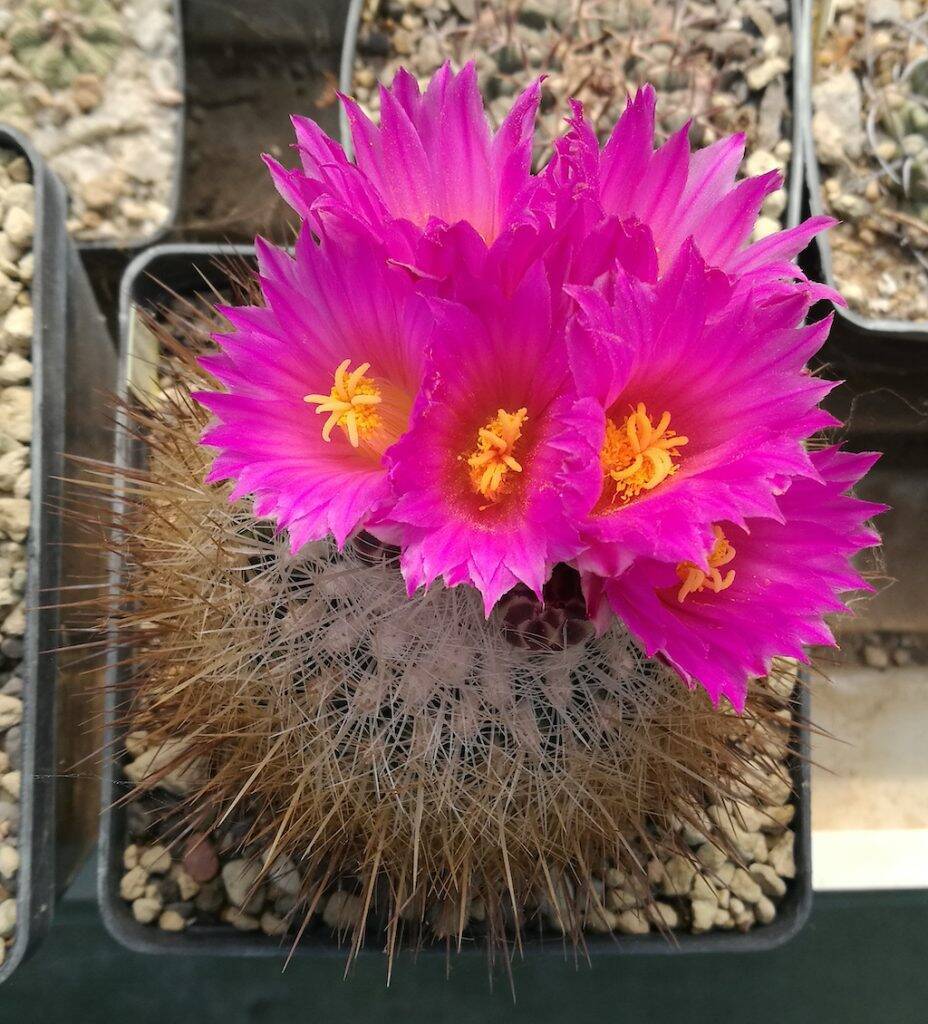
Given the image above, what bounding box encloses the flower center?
[466,407,528,502]
[304,359,382,448]
[600,402,688,505]
[676,525,736,603]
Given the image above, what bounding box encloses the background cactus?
[7,0,124,90]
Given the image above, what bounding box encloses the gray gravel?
[0,147,33,970]
[0,0,181,242]
[812,0,928,321]
[351,0,794,231]
[117,689,800,945]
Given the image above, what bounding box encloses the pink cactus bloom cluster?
[195,64,884,710]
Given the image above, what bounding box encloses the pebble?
[813,69,865,163]
[768,831,796,879]
[158,909,188,932]
[696,842,727,871]
[0,772,18,799]
[0,897,15,938]
[183,833,219,883]
[755,895,777,924]
[2,208,33,250]
[863,643,890,669]
[221,907,261,932]
[615,908,650,935]
[2,307,32,353]
[138,844,172,874]
[0,273,19,316]
[746,58,789,92]
[123,737,207,796]
[753,215,781,240]
[690,874,721,904]
[661,855,696,897]
[195,878,225,915]
[585,904,619,934]
[0,390,30,445]
[132,897,162,924]
[0,695,22,730]
[729,868,763,905]
[0,844,18,880]
[649,902,679,930]
[760,804,795,832]
[322,891,364,931]
[0,801,18,833]
[221,859,263,910]
[260,911,289,937]
[749,862,788,898]
[120,865,150,901]
[691,900,716,934]
[264,852,301,898]
[173,867,200,902]
[0,449,27,495]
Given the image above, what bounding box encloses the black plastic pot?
[797,0,928,370]
[76,0,186,254]
[98,243,812,959]
[339,0,808,230]
[0,127,116,985]
[187,0,348,50]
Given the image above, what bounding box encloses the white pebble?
[0,843,19,880]
[323,890,364,931]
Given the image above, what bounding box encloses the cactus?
[860,8,928,227]
[7,0,124,90]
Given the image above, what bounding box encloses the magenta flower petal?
[194,219,429,549]
[572,242,839,576]
[552,85,829,282]
[384,261,598,614]
[596,447,885,709]
[274,62,540,249]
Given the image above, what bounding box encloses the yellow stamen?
[304,358,382,447]
[600,402,688,505]
[465,407,528,501]
[676,525,737,603]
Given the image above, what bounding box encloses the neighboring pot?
[338,0,807,231]
[98,244,812,959]
[0,126,116,986]
[798,0,928,370]
[76,0,186,253]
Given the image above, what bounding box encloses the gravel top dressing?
[0,0,181,243]
[114,689,800,946]
[0,146,34,972]
[812,0,928,322]
[351,0,796,232]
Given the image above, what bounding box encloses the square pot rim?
[97,242,813,960]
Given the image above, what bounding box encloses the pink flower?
[192,63,883,688]
[569,242,837,578]
[545,88,837,297]
[384,260,601,615]
[266,61,541,251]
[586,447,884,709]
[194,216,429,550]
